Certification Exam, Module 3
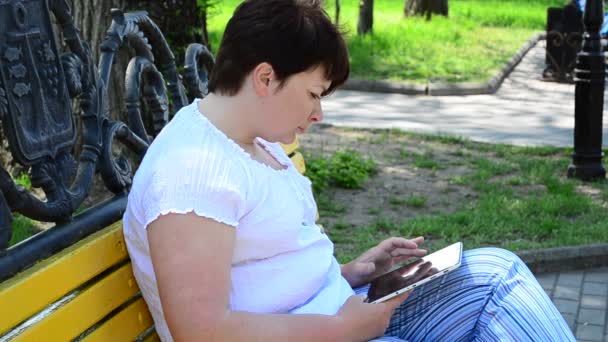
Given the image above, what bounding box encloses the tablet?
[365,242,463,304]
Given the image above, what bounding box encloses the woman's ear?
[252,62,274,97]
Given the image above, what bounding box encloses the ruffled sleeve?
[140,145,248,229]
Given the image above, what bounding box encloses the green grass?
[389,196,406,207]
[9,173,37,247]
[413,152,442,170]
[317,194,348,217]
[310,130,608,264]
[406,195,427,208]
[399,182,604,251]
[204,0,566,83]
[15,172,31,190]
[389,195,427,208]
[9,214,37,247]
[367,207,382,215]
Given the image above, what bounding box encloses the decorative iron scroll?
[0,2,215,249]
[543,1,585,82]
[544,30,584,81]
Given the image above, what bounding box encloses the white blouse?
[122,99,355,341]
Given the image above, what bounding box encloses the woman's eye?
[310,92,320,100]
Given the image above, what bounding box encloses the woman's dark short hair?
[208,0,349,96]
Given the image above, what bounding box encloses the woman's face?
[259,66,330,144]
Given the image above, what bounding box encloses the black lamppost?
[567,0,606,181]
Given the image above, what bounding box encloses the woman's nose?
[310,103,324,123]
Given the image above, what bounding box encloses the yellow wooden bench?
[0,141,305,341]
[0,221,155,342]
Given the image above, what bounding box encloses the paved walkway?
[537,268,608,342]
[323,40,608,147]
[323,40,608,341]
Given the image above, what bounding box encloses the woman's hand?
[341,236,427,288]
[336,291,411,341]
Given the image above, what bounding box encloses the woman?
[122,0,575,340]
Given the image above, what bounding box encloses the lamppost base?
[567,163,606,181]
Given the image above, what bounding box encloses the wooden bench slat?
[290,152,306,174]
[0,222,127,335]
[81,297,154,342]
[280,138,300,156]
[11,263,139,341]
[143,332,161,342]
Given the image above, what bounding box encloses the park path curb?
[342,33,544,96]
[516,243,608,274]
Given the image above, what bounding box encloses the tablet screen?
[366,242,462,303]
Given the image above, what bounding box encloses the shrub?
[329,150,377,189]
[305,155,332,196]
[305,149,377,196]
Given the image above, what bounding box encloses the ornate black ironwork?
[0,0,104,249]
[544,1,584,82]
[98,10,214,134]
[567,0,606,180]
[184,43,215,99]
[97,9,214,191]
[0,2,215,255]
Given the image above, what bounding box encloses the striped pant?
[354,248,575,341]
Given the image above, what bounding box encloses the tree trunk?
[199,0,219,50]
[405,0,448,19]
[335,0,341,26]
[358,0,374,35]
[201,11,210,49]
[127,1,205,67]
[69,0,127,122]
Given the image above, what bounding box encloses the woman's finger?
[387,236,425,250]
[390,247,427,258]
[391,253,426,265]
[392,255,414,264]
[409,236,424,245]
[383,290,412,309]
[381,237,417,250]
